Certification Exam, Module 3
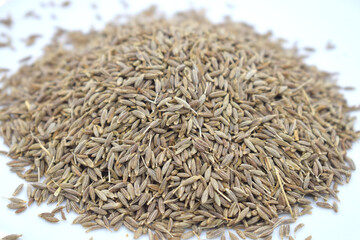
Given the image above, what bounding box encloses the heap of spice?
[0,9,358,240]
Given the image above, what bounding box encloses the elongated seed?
[1,234,22,240]
[12,184,24,196]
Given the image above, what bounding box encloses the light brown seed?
[39,215,60,223]
[316,202,333,209]
[333,201,339,213]
[284,224,290,238]
[229,231,240,240]
[294,223,304,234]
[8,198,26,204]
[206,228,225,239]
[235,229,246,240]
[279,225,284,240]
[244,231,258,239]
[12,184,24,196]
[220,233,226,240]
[38,212,55,218]
[1,234,22,240]
[7,203,26,210]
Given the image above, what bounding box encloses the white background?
[0,0,360,239]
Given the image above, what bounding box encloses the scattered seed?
[316,202,333,210]
[39,214,60,223]
[0,14,12,28]
[23,34,41,47]
[333,202,338,213]
[12,184,24,196]
[294,223,305,234]
[61,1,71,7]
[1,234,22,240]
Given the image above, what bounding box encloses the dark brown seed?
[15,206,27,214]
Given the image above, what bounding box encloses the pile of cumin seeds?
[0,9,359,240]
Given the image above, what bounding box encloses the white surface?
[0,0,360,239]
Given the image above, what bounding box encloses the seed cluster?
[0,9,358,240]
